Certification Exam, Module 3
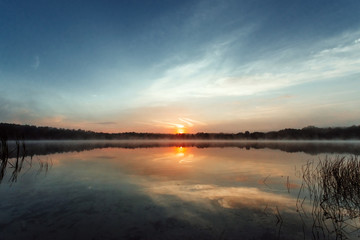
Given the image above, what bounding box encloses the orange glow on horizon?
[176,128,185,134]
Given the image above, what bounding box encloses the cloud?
[138,117,207,131]
[146,183,297,212]
[0,96,38,123]
[179,118,194,127]
[179,117,207,127]
[36,115,65,124]
[96,122,117,125]
[140,30,360,103]
[32,55,40,70]
[152,120,184,129]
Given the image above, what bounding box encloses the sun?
[176,128,185,134]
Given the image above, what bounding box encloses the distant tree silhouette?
[0,123,360,140]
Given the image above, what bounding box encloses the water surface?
[1,140,359,240]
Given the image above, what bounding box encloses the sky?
[1,0,360,133]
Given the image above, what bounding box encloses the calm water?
[1,140,360,240]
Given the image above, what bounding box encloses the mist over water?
[1,141,360,239]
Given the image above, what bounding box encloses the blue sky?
[1,0,360,133]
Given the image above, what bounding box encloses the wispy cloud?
[151,120,184,129]
[179,118,206,127]
[32,55,40,70]
[179,118,194,127]
[96,121,117,125]
[146,184,296,211]
[141,30,360,102]
[148,117,206,130]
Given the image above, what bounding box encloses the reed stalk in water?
[299,156,360,239]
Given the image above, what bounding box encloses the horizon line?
[1,122,359,135]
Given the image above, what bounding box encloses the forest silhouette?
[1,123,360,140]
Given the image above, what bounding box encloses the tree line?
[0,123,360,140]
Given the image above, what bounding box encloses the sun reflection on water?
[174,146,194,163]
[175,146,186,157]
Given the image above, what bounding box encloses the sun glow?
[176,128,185,134]
[158,117,206,134]
[175,146,186,157]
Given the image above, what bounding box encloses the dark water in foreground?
[1,140,360,240]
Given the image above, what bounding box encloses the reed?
[0,135,9,183]
[299,156,360,239]
[0,136,50,183]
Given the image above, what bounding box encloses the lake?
[1,140,360,240]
